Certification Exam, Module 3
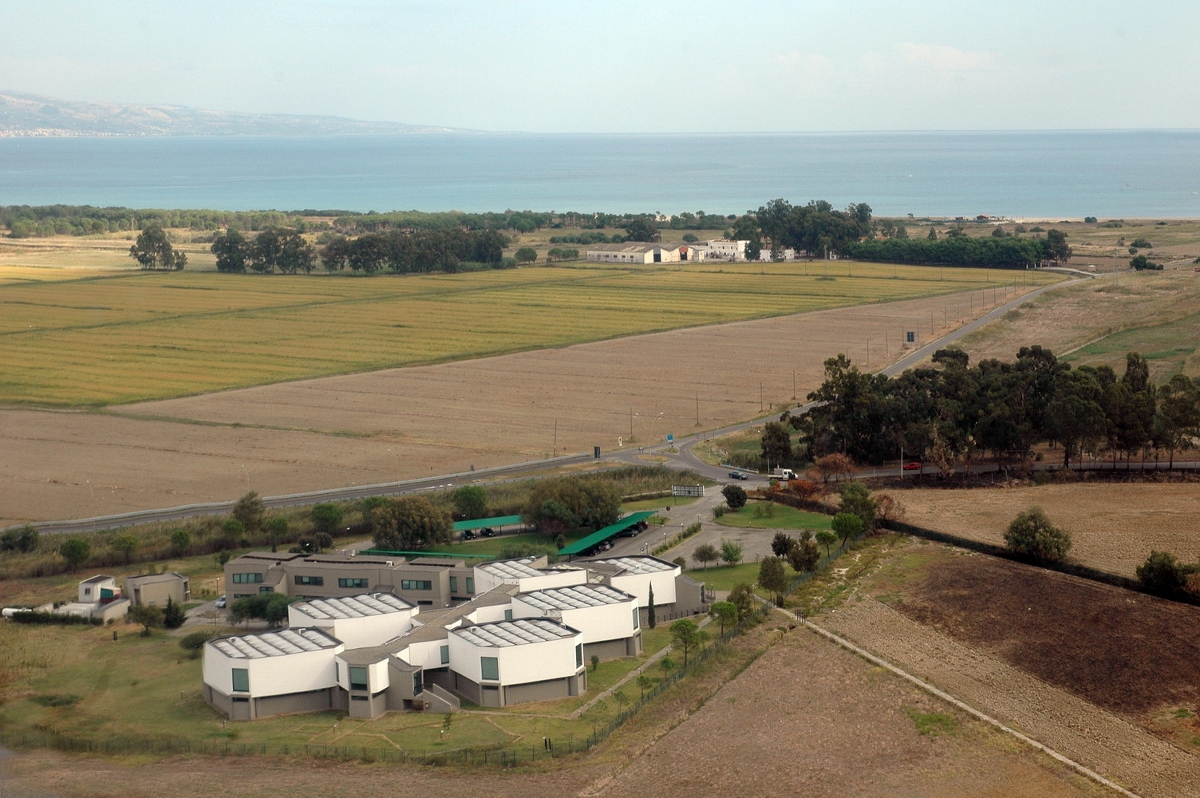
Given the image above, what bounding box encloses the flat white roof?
[592,556,675,575]
[209,628,340,659]
[291,593,414,621]
[453,618,577,648]
[478,558,542,580]
[519,584,634,612]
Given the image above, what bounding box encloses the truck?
[769,467,797,481]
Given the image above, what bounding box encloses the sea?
[1,130,1198,218]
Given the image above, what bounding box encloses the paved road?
[18,271,1153,535]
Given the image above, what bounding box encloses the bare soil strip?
[823,596,1200,798]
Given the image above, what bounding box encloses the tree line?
[842,231,1067,269]
[210,227,512,274]
[796,346,1200,470]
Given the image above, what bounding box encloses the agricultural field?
[821,539,1200,798]
[952,265,1200,379]
[0,259,1056,407]
[896,482,1200,579]
[1,276,1053,526]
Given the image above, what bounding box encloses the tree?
[371,495,453,551]
[264,517,288,553]
[692,543,719,570]
[1004,507,1071,561]
[211,228,248,272]
[128,604,163,636]
[709,601,738,636]
[1,524,39,553]
[169,528,191,556]
[58,537,91,572]
[771,531,795,558]
[111,533,139,565]
[787,530,820,572]
[816,529,838,559]
[452,485,488,520]
[719,538,743,566]
[310,502,345,536]
[220,518,245,549]
[232,491,265,534]
[1156,374,1200,468]
[647,583,656,629]
[831,512,864,548]
[722,484,748,509]
[760,421,793,468]
[162,596,186,629]
[837,482,878,532]
[669,619,706,668]
[1136,551,1190,599]
[1043,229,1071,262]
[515,247,538,263]
[522,476,621,537]
[624,218,660,242]
[129,225,186,270]
[758,556,789,606]
[811,453,855,483]
[728,583,758,621]
[927,227,938,241]
[1130,254,1161,271]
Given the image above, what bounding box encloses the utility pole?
[553,418,557,455]
[759,382,764,413]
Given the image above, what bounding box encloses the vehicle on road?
[461,529,476,540]
[903,462,922,471]
[769,467,797,480]
[728,471,748,480]
[481,527,497,537]
[215,595,227,609]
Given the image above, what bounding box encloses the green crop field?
[0,261,1059,407]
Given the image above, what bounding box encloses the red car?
[902,462,922,471]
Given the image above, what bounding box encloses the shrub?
[1136,551,1190,598]
[722,484,748,509]
[1004,507,1071,561]
[179,630,215,658]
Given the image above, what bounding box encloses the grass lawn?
[718,502,832,531]
[686,562,766,592]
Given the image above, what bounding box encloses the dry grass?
[897,482,1200,578]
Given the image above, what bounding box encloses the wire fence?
[1,606,771,768]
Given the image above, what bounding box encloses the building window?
[632,607,640,629]
[349,666,368,691]
[576,644,583,668]
[413,671,423,696]
[258,586,273,594]
[400,579,432,591]
[335,662,340,683]
[231,573,263,584]
[449,576,458,593]
[504,609,513,621]
[232,668,249,693]
[465,578,474,594]
[480,657,499,681]
[440,645,450,665]
[338,578,369,589]
[294,575,323,586]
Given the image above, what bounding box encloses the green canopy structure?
[452,515,525,532]
[557,511,657,556]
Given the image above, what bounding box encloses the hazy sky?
[2,0,1197,133]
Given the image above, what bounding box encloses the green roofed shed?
[558,511,657,556]
[452,515,525,532]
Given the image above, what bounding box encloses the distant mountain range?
[0,91,462,137]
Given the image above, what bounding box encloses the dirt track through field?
[1,289,1028,526]
[824,596,1200,798]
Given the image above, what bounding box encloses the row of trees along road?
[210,227,511,275]
[797,346,1200,470]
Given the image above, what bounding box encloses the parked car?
[617,526,639,538]
[728,470,749,480]
[481,527,497,538]
[215,595,227,609]
[461,529,477,541]
[903,462,922,471]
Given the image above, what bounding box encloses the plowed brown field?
[898,483,1200,578]
[1,291,1016,526]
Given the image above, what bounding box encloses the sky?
[2,0,1198,133]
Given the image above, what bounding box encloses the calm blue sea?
[1,130,1198,218]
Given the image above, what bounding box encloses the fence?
[1,607,772,767]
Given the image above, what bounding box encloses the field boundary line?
[770,601,1142,798]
